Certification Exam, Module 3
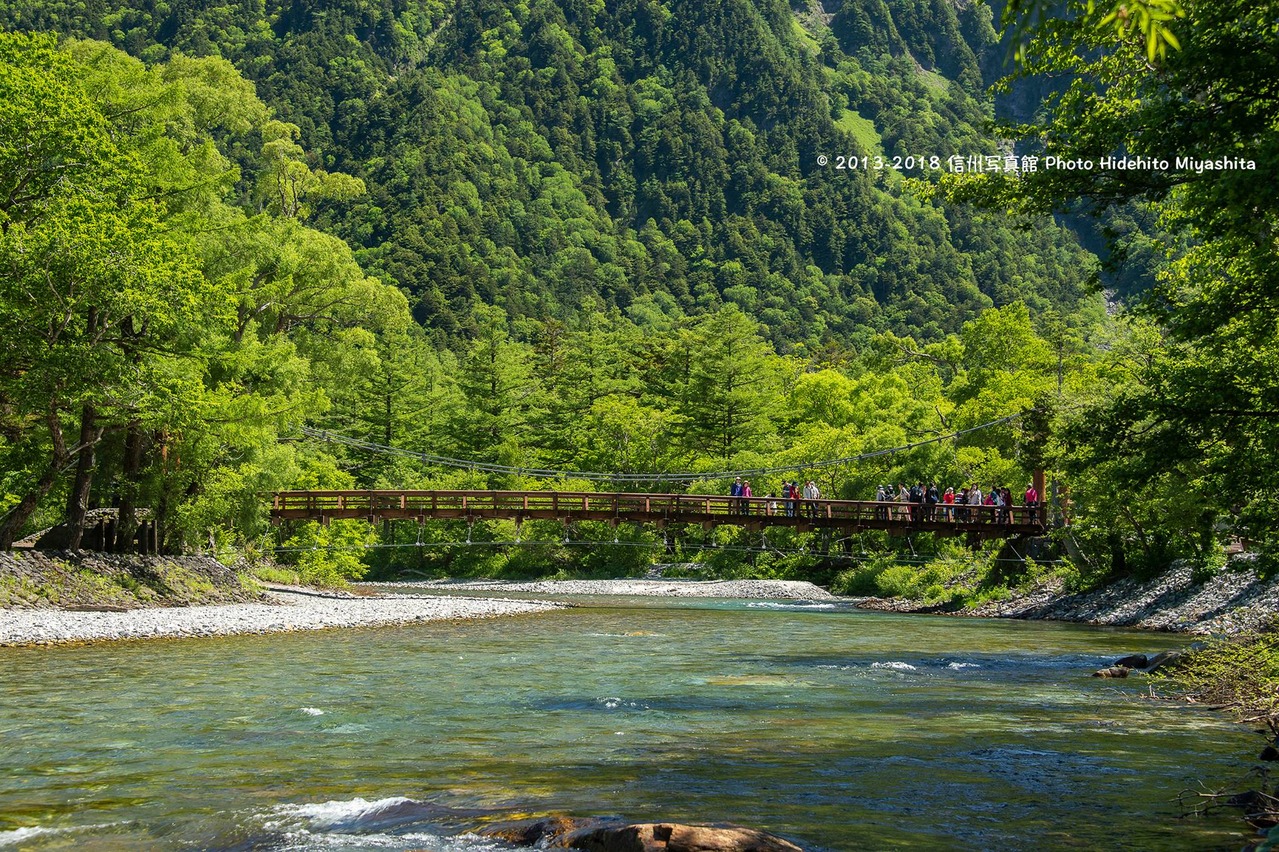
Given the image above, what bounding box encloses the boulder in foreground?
[477,817,804,851]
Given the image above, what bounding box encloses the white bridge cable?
[295,410,1029,484]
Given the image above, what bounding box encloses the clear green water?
[0,595,1258,850]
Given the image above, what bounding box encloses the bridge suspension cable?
[295,410,1030,484]
[271,537,1064,564]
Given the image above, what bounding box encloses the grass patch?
[835,109,882,158]
[0,574,42,607]
[916,66,949,95]
[790,17,820,53]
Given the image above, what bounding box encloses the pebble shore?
[0,590,563,647]
[381,578,839,596]
[382,578,837,599]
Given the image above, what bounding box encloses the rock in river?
[477,817,805,851]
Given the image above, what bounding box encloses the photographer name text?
[815,153,1258,174]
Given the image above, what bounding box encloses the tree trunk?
[0,411,70,549]
[64,403,103,550]
[114,421,145,552]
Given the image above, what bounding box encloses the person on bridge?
[942,486,955,521]
[967,485,983,522]
[1025,483,1040,526]
[925,483,939,521]
[783,480,797,517]
[803,480,821,519]
[730,477,743,514]
[742,480,753,515]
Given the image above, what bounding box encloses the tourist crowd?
[728,478,824,518]
[726,478,1041,524]
[872,482,1040,525]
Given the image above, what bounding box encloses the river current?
[0,592,1258,850]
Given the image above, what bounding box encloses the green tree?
[675,305,781,461]
[449,304,543,469]
[0,32,218,548]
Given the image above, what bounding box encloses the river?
[0,593,1257,850]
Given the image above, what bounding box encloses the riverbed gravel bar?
[374,578,837,599]
[0,591,564,647]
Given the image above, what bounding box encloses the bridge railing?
[270,490,1044,529]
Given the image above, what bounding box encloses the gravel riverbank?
[0,574,836,647]
[374,578,837,599]
[0,590,563,647]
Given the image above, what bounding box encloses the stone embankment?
[860,558,1279,635]
[0,550,260,609]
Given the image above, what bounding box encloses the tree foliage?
[950,0,1279,567]
[0,0,1104,352]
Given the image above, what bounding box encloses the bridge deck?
[270,490,1044,539]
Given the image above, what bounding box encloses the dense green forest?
[0,0,1274,592]
[0,0,1103,346]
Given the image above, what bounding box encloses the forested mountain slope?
[0,0,1100,348]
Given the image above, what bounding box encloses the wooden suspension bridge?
[270,490,1046,540]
